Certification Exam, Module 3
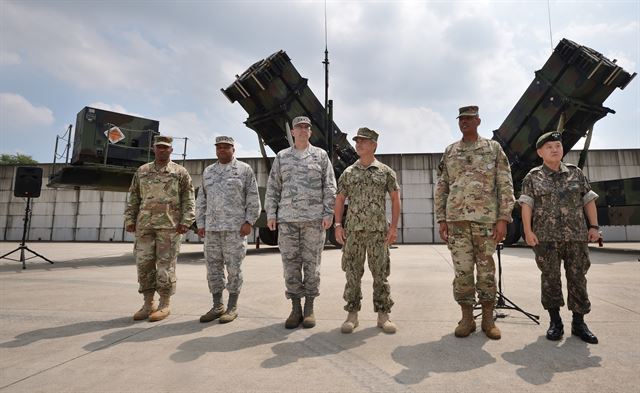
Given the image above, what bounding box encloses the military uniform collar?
[152,161,172,172]
[355,158,381,170]
[542,161,569,175]
[213,157,237,170]
[458,135,487,150]
[292,144,312,157]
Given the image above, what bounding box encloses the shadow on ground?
[0,317,135,348]
[501,335,601,385]
[261,327,380,368]
[392,333,496,385]
[170,322,294,363]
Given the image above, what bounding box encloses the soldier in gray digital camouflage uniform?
[125,135,196,322]
[334,127,401,334]
[265,115,337,329]
[519,131,600,344]
[196,136,261,324]
[435,106,515,340]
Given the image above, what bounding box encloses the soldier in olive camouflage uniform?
[196,136,261,324]
[435,106,515,340]
[125,135,196,322]
[265,116,337,329]
[519,130,600,344]
[334,127,401,335]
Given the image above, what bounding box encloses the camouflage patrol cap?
[215,136,235,146]
[456,106,479,118]
[292,116,312,127]
[536,131,562,149]
[153,135,173,146]
[352,127,379,142]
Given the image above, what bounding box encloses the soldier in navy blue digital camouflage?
[519,131,600,344]
[265,116,337,329]
[334,127,401,335]
[196,136,261,324]
[125,135,195,322]
[435,106,515,340]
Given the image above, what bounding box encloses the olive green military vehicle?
[48,106,161,192]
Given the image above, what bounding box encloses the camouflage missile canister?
[221,50,358,174]
[493,38,636,191]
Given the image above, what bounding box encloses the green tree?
[0,153,38,165]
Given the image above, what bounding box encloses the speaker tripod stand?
[475,243,539,324]
[0,198,54,269]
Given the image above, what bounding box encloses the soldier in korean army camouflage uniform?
[435,106,515,340]
[196,136,261,324]
[519,131,600,344]
[334,127,401,335]
[265,116,337,329]
[125,135,195,322]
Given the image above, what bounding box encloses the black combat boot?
[546,308,564,341]
[571,313,598,344]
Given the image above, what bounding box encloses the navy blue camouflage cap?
[292,116,312,127]
[215,136,235,146]
[536,131,562,149]
[352,127,379,142]
[456,105,479,118]
[153,135,173,146]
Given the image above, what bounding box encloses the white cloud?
[0,51,21,65]
[349,100,455,153]
[0,93,54,129]
[87,102,132,116]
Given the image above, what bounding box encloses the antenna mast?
[323,0,333,161]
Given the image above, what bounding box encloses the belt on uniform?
[142,202,175,213]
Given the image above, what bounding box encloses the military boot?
[546,308,564,341]
[302,296,316,328]
[341,311,359,334]
[285,298,303,329]
[149,295,171,322]
[481,301,501,340]
[133,291,156,321]
[219,293,239,324]
[454,304,476,338]
[200,293,225,323]
[571,313,598,344]
[377,312,397,334]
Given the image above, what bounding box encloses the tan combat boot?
[149,295,171,322]
[341,311,359,334]
[285,298,303,329]
[454,304,477,337]
[377,312,397,334]
[219,293,239,324]
[302,296,316,328]
[133,291,156,321]
[200,293,224,323]
[481,301,501,340]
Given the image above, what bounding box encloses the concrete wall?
[1,149,638,243]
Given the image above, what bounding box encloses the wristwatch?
[589,225,600,230]
[334,223,342,228]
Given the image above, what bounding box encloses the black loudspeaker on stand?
[0,167,54,269]
[475,243,539,324]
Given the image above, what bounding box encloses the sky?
[1,0,638,163]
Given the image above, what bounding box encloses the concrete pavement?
[0,242,638,392]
